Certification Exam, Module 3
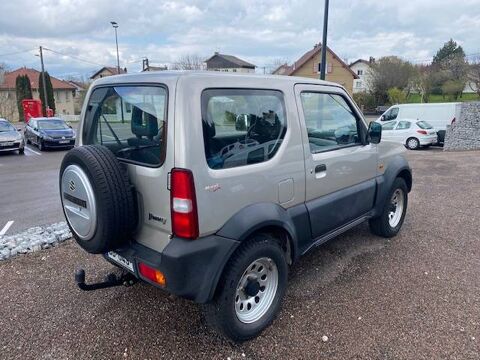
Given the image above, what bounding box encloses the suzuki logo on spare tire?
[69,180,76,192]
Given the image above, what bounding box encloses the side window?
[201,89,287,169]
[396,121,411,130]
[381,121,397,130]
[300,92,361,153]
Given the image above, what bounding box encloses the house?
[0,67,77,122]
[90,66,127,80]
[66,80,88,114]
[349,58,375,93]
[205,52,256,73]
[272,43,358,94]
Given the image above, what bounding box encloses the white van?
[377,103,461,144]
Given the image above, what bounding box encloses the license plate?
[107,251,134,272]
[59,140,70,144]
[0,142,14,147]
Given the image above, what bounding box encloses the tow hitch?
[75,268,138,291]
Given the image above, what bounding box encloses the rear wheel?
[406,137,420,150]
[369,177,408,238]
[203,234,288,341]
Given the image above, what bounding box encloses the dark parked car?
[0,118,25,154]
[25,117,76,151]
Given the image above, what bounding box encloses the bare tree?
[467,56,480,98]
[170,55,205,70]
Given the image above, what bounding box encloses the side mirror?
[17,128,22,131]
[34,127,38,131]
[235,114,252,131]
[380,115,386,121]
[368,122,382,144]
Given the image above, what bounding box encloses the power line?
[43,47,107,68]
[0,48,36,57]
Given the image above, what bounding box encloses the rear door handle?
[315,164,327,173]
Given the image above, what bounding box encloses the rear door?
[294,84,378,242]
[81,83,175,253]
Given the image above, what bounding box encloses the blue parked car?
[25,117,76,151]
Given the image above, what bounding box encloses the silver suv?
[59,72,412,341]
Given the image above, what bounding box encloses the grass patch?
[406,93,480,103]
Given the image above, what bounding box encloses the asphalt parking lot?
[0,145,69,235]
[1,148,480,359]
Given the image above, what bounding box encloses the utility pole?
[320,0,329,80]
[39,46,49,113]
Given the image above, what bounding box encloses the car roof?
[91,70,343,89]
[31,117,64,121]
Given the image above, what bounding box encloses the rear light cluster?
[170,168,199,239]
[417,130,428,135]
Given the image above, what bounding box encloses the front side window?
[0,122,15,132]
[84,86,167,167]
[201,89,287,169]
[300,92,361,153]
[396,121,411,130]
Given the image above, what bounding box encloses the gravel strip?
[0,222,71,261]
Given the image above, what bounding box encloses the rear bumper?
[419,135,437,146]
[104,235,240,303]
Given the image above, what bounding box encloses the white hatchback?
[380,119,438,150]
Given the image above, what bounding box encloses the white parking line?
[25,146,41,155]
[0,221,14,236]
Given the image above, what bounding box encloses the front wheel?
[369,177,408,238]
[38,139,44,151]
[203,234,288,341]
[406,137,420,150]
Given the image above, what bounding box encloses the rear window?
[38,119,69,130]
[417,121,433,129]
[83,86,167,167]
[201,89,287,169]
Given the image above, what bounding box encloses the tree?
[38,71,56,115]
[352,92,375,111]
[387,87,407,104]
[468,57,480,98]
[431,39,468,96]
[441,80,464,100]
[367,56,416,105]
[170,55,205,70]
[15,75,33,121]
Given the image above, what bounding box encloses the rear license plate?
[107,251,134,272]
[59,140,70,144]
[1,142,14,147]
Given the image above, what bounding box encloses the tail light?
[417,130,428,135]
[170,168,199,239]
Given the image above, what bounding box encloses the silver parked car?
[59,72,412,341]
[0,118,25,154]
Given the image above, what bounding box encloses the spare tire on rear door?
[59,145,137,254]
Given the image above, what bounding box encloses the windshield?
[84,85,167,167]
[0,122,15,132]
[416,121,433,129]
[38,119,69,130]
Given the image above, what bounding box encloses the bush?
[441,80,464,100]
[352,92,376,111]
[387,87,407,105]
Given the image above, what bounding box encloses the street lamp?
[320,0,329,80]
[110,21,120,74]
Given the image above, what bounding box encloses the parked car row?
[0,117,76,155]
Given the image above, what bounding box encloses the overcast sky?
[1,0,480,79]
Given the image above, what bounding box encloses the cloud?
[1,0,480,78]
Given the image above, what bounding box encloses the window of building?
[357,69,363,75]
[201,89,287,169]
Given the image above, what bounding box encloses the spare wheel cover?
[61,164,97,240]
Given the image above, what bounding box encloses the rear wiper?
[116,143,160,156]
